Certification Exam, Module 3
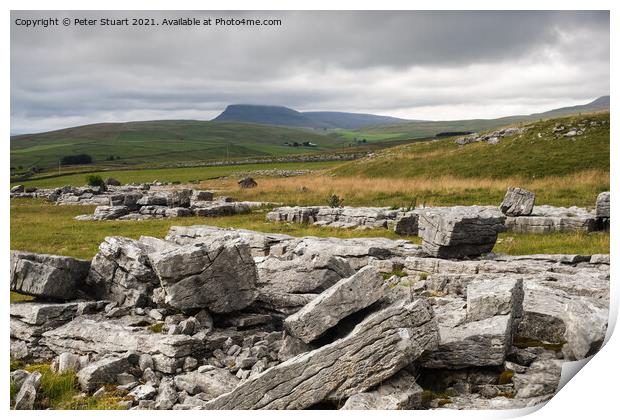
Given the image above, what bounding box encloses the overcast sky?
[11,10,609,134]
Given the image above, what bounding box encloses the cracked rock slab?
[203,299,438,409]
[149,238,258,313]
[10,251,90,300]
[284,266,388,343]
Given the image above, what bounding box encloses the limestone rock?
[467,277,524,322]
[10,251,90,300]
[500,187,535,216]
[42,316,204,373]
[86,236,159,307]
[341,370,423,410]
[596,191,610,219]
[14,371,42,410]
[93,205,130,220]
[173,367,239,399]
[203,299,438,409]
[149,238,258,313]
[77,355,132,392]
[421,314,513,369]
[417,206,505,258]
[284,266,388,343]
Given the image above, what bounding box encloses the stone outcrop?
[454,127,526,145]
[500,187,535,216]
[203,299,438,409]
[8,224,610,411]
[10,251,90,300]
[417,206,506,258]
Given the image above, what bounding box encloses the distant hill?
[356,96,610,140]
[10,120,343,170]
[212,104,415,129]
[532,95,610,118]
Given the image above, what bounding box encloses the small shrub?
[148,323,164,333]
[498,370,514,385]
[327,194,344,208]
[85,175,106,188]
[418,271,429,280]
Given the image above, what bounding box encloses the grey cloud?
[10,10,609,133]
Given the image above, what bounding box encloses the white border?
[2,1,616,419]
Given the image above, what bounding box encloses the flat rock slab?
[418,206,506,258]
[10,251,90,300]
[203,299,438,409]
[500,187,535,216]
[284,266,387,343]
[41,316,204,372]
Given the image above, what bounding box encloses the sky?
[10,10,610,134]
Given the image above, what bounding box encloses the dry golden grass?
[198,169,608,208]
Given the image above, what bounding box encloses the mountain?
[212,104,415,129]
[212,105,320,128]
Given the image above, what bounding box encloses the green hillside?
[332,113,610,179]
[10,120,345,170]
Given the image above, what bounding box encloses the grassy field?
[199,169,607,209]
[10,199,609,260]
[12,161,342,189]
[10,120,347,170]
[333,113,610,179]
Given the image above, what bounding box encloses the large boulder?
[10,251,90,300]
[417,206,506,258]
[500,187,535,216]
[203,299,438,409]
[284,266,387,343]
[149,238,258,313]
[86,237,160,307]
